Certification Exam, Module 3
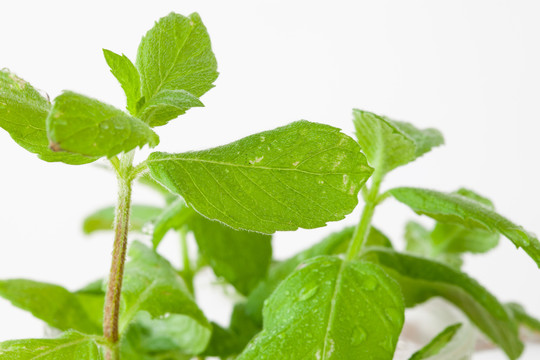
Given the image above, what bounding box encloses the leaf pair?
[0,12,217,164]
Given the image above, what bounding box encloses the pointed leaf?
[139,89,203,127]
[147,121,373,233]
[390,187,540,267]
[190,215,272,295]
[0,70,95,164]
[136,12,218,126]
[0,331,102,359]
[118,241,211,354]
[238,256,404,360]
[245,226,391,323]
[409,323,462,360]
[0,279,102,334]
[47,91,159,158]
[83,205,163,234]
[353,109,443,175]
[362,248,523,359]
[390,119,444,159]
[103,49,141,115]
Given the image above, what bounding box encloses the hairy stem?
[103,152,135,359]
[346,170,384,261]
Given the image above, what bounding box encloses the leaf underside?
[391,187,540,267]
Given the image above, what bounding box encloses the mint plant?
[1,11,539,360]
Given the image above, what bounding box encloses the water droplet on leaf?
[298,285,318,301]
[351,327,367,345]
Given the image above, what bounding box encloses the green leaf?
[0,279,102,334]
[119,241,211,355]
[409,323,462,360]
[151,198,193,249]
[0,70,95,164]
[203,303,261,358]
[190,215,272,295]
[238,256,404,360]
[103,49,141,115]
[507,302,540,332]
[46,91,159,158]
[390,187,540,267]
[139,90,203,127]
[404,221,463,269]
[390,119,444,159]
[83,205,163,234]
[431,222,499,254]
[0,331,103,359]
[352,109,443,175]
[121,311,210,358]
[245,226,391,324]
[362,248,523,359]
[74,281,105,331]
[136,12,218,126]
[147,120,373,234]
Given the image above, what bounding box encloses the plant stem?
[179,226,195,296]
[346,170,384,261]
[103,152,135,360]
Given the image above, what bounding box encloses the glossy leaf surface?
[238,256,404,360]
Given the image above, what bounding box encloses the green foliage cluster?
[1,11,539,360]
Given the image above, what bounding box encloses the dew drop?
[318,180,324,185]
[298,285,318,301]
[100,122,110,130]
[362,276,378,291]
[351,327,367,345]
[379,337,394,352]
[385,308,402,325]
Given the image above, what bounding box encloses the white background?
[1,0,539,358]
